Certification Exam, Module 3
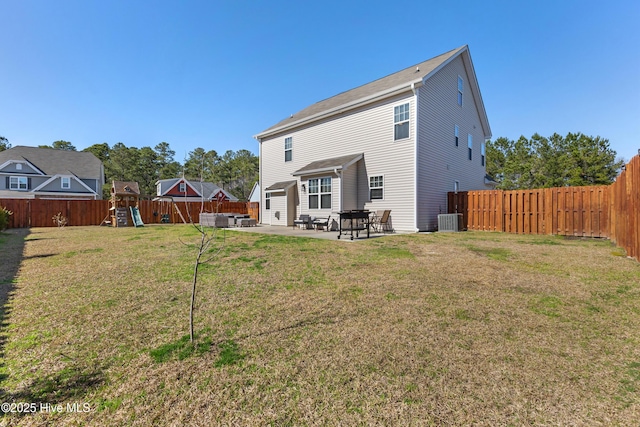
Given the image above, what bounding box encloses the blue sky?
[1,0,639,162]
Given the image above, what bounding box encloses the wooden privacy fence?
[449,155,639,261]
[0,199,259,229]
[609,155,639,261]
[449,187,610,237]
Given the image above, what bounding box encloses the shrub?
[52,212,68,228]
[0,206,12,231]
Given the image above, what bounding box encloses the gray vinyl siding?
[1,175,49,191]
[38,177,93,193]
[80,178,99,193]
[0,162,40,174]
[416,55,488,231]
[260,92,416,232]
[287,190,297,225]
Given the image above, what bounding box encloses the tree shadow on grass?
[1,366,105,402]
[0,228,29,385]
[0,229,106,408]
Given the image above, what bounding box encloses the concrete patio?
[229,224,397,241]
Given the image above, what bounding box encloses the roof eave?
[255,81,424,141]
[460,47,492,139]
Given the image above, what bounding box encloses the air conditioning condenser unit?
[437,213,464,232]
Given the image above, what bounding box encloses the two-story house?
[254,45,491,231]
[0,146,104,199]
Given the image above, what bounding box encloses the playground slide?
[129,206,145,227]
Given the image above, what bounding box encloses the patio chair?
[293,214,311,229]
[313,215,331,232]
[371,210,385,232]
[378,210,392,233]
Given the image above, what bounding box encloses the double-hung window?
[468,134,473,160]
[457,76,464,106]
[61,177,71,189]
[455,125,459,147]
[370,176,384,200]
[265,192,271,210]
[394,103,410,140]
[308,177,331,209]
[179,182,186,193]
[285,137,292,162]
[9,176,28,190]
[481,142,486,167]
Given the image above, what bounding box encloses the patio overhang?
[265,180,297,193]
[291,153,363,177]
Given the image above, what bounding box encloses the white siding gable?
[260,92,417,231]
[416,55,488,231]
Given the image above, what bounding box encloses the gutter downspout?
[411,82,419,232]
[335,168,342,212]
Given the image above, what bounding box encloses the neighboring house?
[155,178,238,202]
[248,182,260,203]
[0,146,104,200]
[254,45,491,231]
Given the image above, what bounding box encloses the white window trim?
[393,102,410,141]
[16,163,22,170]
[265,192,271,210]
[179,182,186,193]
[369,175,384,200]
[458,75,464,107]
[481,142,486,167]
[454,180,460,193]
[285,137,292,162]
[10,176,28,190]
[455,125,459,147]
[61,176,71,189]
[468,134,473,161]
[308,177,332,210]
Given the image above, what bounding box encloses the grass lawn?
[0,225,639,425]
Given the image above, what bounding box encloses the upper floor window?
[457,76,464,106]
[308,177,332,209]
[61,177,71,189]
[9,176,28,190]
[179,182,186,193]
[455,125,459,147]
[481,142,486,167]
[370,175,384,200]
[265,192,271,210]
[394,103,410,140]
[285,137,292,162]
[468,134,473,160]
[15,163,22,170]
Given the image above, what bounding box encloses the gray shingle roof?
[265,180,297,192]
[256,46,466,138]
[292,153,363,176]
[0,146,103,179]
